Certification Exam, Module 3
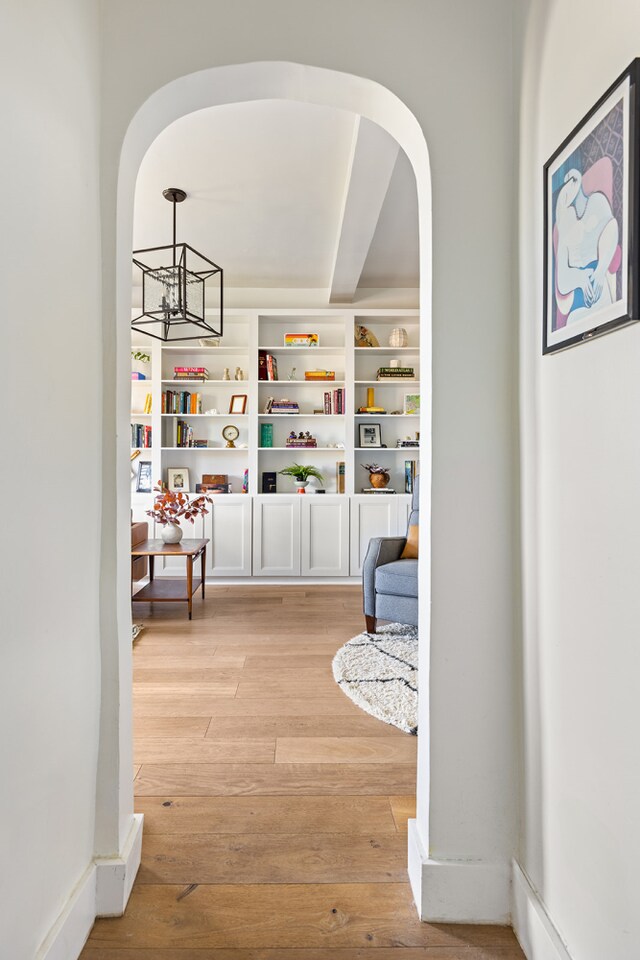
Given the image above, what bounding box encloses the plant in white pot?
[278,463,324,493]
[146,485,212,543]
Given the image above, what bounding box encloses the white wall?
[518,1,640,956]
[0,1,102,957]
[100,0,520,912]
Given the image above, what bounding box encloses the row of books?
[377,366,416,380]
[258,351,278,381]
[173,366,209,381]
[396,439,419,447]
[131,423,152,448]
[162,390,203,415]
[171,419,207,448]
[264,397,299,414]
[323,388,345,414]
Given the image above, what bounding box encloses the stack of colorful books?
[173,366,209,381]
[286,431,317,448]
[305,370,335,381]
[264,398,299,414]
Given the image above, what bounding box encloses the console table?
[131,539,209,619]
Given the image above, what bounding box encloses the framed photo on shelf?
[229,394,247,414]
[359,422,382,448]
[167,468,190,492]
[543,58,640,354]
[135,460,152,493]
[404,394,420,415]
[284,333,319,347]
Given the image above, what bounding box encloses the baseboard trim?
[35,864,97,960]
[407,819,510,922]
[36,814,143,960]
[512,860,573,960]
[95,813,144,917]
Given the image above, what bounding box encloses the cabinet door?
[301,496,349,577]
[205,496,252,577]
[253,496,301,576]
[349,495,399,577]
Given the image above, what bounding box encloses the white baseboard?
[512,860,573,960]
[95,813,144,916]
[35,864,97,960]
[36,814,143,960]
[407,819,510,922]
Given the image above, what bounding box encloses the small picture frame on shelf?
[284,333,319,347]
[404,394,420,415]
[262,471,277,493]
[167,468,190,492]
[229,394,247,414]
[359,423,382,448]
[135,460,152,493]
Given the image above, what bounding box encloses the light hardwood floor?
[81,585,524,960]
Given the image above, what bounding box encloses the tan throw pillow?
[401,524,419,559]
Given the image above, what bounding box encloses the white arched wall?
[103,56,434,906]
[97,0,521,928]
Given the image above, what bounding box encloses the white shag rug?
[332,623,418,735]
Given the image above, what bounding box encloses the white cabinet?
[253,496,301,576]
[205,496,252,577]
[301,496,349,577]
[350,495,409,577]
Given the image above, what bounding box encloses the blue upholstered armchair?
[362,477,419,633]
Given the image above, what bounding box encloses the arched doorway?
[100,60,432,912]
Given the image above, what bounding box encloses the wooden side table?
[131,538,209,620]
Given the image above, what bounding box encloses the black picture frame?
[543,58,640,354]
[135,460,152,493]
[359,422,382,448]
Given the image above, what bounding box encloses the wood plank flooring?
[81,585,524,960]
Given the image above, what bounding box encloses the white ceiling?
[133,99,419,296]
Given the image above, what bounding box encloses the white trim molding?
[408,819,511,922]
[35,865,97,960]
[512,860,574,960]
[36,814,143,960]
[95,813,144,917]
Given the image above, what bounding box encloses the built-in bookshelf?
[131,309,420,499]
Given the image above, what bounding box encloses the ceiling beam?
[328,116,400,303]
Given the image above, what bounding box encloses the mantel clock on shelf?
[222,424,239,448]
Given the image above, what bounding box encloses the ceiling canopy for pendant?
[132,187,223,342]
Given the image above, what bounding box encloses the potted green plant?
[278,463,324,493]
[146,485,212,543]
[362,462,390,489]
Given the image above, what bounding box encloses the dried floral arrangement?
[146,485,212,527]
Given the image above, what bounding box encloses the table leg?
[201,546,206,599]
[149,555,155,582]
[187,554,193,620]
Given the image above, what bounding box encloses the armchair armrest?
[362,536,406,616]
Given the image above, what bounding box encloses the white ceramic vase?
[389,327,408,347]
[161,523,183,544]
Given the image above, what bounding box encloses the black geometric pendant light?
[132,188,223,342]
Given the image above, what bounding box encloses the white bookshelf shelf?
[354,413,419,418]
[259,447,346,452]
[161,413,249,418]
[355,346,419,352]
[162,379,247,385]
[258,379,346,386]
[354,447,420,452]
[259,346,343,355]
[258,413,345,418]
[160,446,248,452]
[355,380,420,385]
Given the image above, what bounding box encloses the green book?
[260,422,274,448]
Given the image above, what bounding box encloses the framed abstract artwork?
[543,59,640,354]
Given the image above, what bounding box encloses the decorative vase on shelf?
[369,471,390,489]
[389,327,408,347]
[295,480,309,494]
[161,523,183,544]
